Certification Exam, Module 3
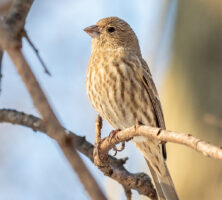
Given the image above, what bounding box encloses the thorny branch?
[0,109,157,199]
[0,0,105,200]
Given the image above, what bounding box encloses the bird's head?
[84,17,141,53]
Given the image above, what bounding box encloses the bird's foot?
[109,129,121,140]
[108,129,125,156]
[113,141,125,156]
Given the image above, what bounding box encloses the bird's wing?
[134,57,167,159]
[140,58,166,129]
[130,57,179,199]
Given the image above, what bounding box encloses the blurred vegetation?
[162,0,222,199]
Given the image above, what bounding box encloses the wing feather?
[135,57,167,159]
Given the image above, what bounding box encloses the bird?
[84,17,179,200]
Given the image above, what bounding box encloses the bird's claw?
[108,129,124,156]
[113,141,125,156]
[109,129,121,141]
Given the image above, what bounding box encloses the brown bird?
[84,17,179,200]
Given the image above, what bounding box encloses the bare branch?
[0,49,3,93]
[94,115,109,168]
[0,108,157,199]
[123,186,132,200]
[0,1,105,199]
[93,116,157,200]
[99,125,222,161]
[23,31,51,76]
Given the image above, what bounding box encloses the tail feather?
[146,160,179,200]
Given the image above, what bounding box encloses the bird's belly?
[88,80,134,129]
[88,73,165,174]
[99,89,136,129]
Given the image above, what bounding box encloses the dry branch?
[0,49,3,92]
[2,109,222,198]
[99,125,222,161]
[23,31,51,76]
[3,109,222,198]
[0,0,105,199]
[123,186,132,200]
[0,108,157,199]
[93,116,157,199]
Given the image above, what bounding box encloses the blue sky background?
[0,0,177,199]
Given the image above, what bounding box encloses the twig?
[0,108,157,199]
[0,49,3,93]
[23,31,51,76]
[95,115,102,143]
[123,186,132,200]
[0,1,105,199]
[94,115,106,167]
[99,125,222,161]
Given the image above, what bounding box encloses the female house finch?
[84,17,179,200]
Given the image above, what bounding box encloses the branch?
[0,49,3,93]
[0,1,105,199]
[93,116,156,199]
[4,109,222,197]
[123,186,132,200]
[0,109,157,199]
[23,31,51,76]
[99,125,222,161]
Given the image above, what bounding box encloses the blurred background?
[0,0,222,199]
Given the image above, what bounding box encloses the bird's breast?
[86,54,156,129]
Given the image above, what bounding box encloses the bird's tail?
[146,160,179,200]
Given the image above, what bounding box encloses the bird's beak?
[84,25,100,38]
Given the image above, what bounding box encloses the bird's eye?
[107,27,115,33]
